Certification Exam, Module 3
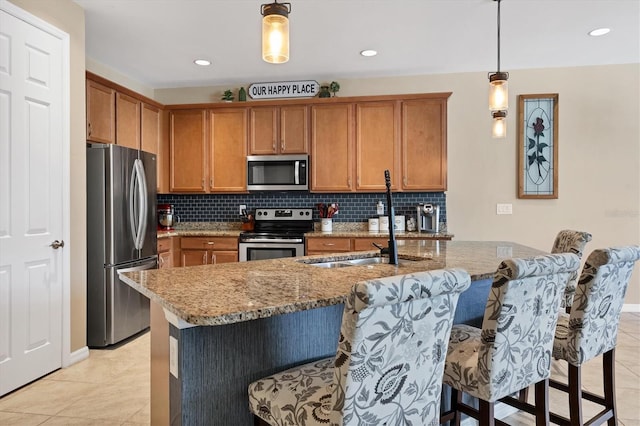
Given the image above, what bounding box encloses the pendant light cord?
[497,0,501,73]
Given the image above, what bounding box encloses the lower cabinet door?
[181,249,208,267]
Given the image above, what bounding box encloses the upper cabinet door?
[401,99,448,191]
[209,108,248,192]
[355,101,400,191]
[310,103,355,192]
[116,92,141,150]
[86,79,115,143]
[141,103,160,155]
[249,105,308,155]
[249,106,278,154]
[280,105,309,154]
[169,109,207,192]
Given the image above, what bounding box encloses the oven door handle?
[240,237,304,244]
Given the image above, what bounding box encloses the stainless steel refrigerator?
[86,143,157,347]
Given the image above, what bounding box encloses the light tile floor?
[1,313,639,425]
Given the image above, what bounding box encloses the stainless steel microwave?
[247,154,309,191]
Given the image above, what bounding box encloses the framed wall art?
[517,93,559,199]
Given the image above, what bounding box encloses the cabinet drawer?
[180,236,238,250]
[157,238,172,252]
[306,237,351,252]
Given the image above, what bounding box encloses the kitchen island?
[121,240,545,425]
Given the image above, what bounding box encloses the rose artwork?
[527,117,549,182]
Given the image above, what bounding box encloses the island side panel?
[170,304,345,425]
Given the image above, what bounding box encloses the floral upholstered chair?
[547,246,640,425]
[248,268,472,426]
[441,253,580,425]
[551,229,592,311]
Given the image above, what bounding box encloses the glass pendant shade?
[489,72,508,111]
[261,2,290,64]
[492,111,507,139]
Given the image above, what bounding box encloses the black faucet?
[384,170,398,265]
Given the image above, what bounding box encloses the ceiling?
[75,0,639,90]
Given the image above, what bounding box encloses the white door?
[0,6,65,396]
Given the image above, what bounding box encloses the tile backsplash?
[158,192,446,224]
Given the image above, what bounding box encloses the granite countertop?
[157,222,454,239]
[121,240,545,327]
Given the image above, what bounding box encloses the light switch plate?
[496,203,513,215]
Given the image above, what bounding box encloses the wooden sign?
[248,80,319,99]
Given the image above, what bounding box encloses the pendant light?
[492,111,507,139]
[488,0,508,111]
[261,1,291,64]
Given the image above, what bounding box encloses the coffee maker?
[416,203,440,233]
[158,203,177,231]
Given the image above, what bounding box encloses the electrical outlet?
[169,335,178,378]
[496,203,512,215]
[239,204,247,215]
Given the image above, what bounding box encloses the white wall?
[156,64,640,307]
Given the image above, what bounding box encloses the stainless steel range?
[238,208,314,261]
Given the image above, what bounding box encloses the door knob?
[49,240,65,249]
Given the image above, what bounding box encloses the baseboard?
[622,304,640,313]
[64,345,89,367]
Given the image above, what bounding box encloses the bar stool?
[441,253,580,426]
[551,230,592,312]
[503,245,640,425]
[247,268,471,426]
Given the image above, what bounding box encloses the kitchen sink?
[301,256,418,268]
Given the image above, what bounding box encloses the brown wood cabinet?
[169,109,207,192]
[249,105,309,155]
[355,101,400,191]
[209,108,248,192]
[115,92,141,150]
[86,79,115,143]
[352,237,389,251]
[180,236,238,266]
[401,98,448,191]
[168,108,247,193]
[86,74,165,191]
[306,237,352,255]
[310,103,355,192]
[157,237,177,269]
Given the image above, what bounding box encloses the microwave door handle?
[294,160,300,185]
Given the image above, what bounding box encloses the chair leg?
[603,349,617,426]
[568,363,584,426]
[518,386,529,403]
[478,399,495,426]
[534,379,550,426]
[451,388,462,426]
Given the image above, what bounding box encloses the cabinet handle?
[403,176,407,186]
[281,140,285,151]
[272,141,276,151]
[202,253,207,264]
[347,178,352,187]
[201,179,205,189]
[211,253,217,264]
[87,122,92,136]
[207,241,215,245]
[324,243,335,246]
[158,256,164,266]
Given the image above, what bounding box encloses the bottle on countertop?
[376,200,384,215]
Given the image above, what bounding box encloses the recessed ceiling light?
[194,59,211,66]
[588,28,610,37]
[360,49,377,57]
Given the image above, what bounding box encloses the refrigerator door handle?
[129,159,148,250]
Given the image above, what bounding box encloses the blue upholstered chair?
[505,246,640,425]
[551,230,593,311]
[441,253,580,426]
[248,268,472,426]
